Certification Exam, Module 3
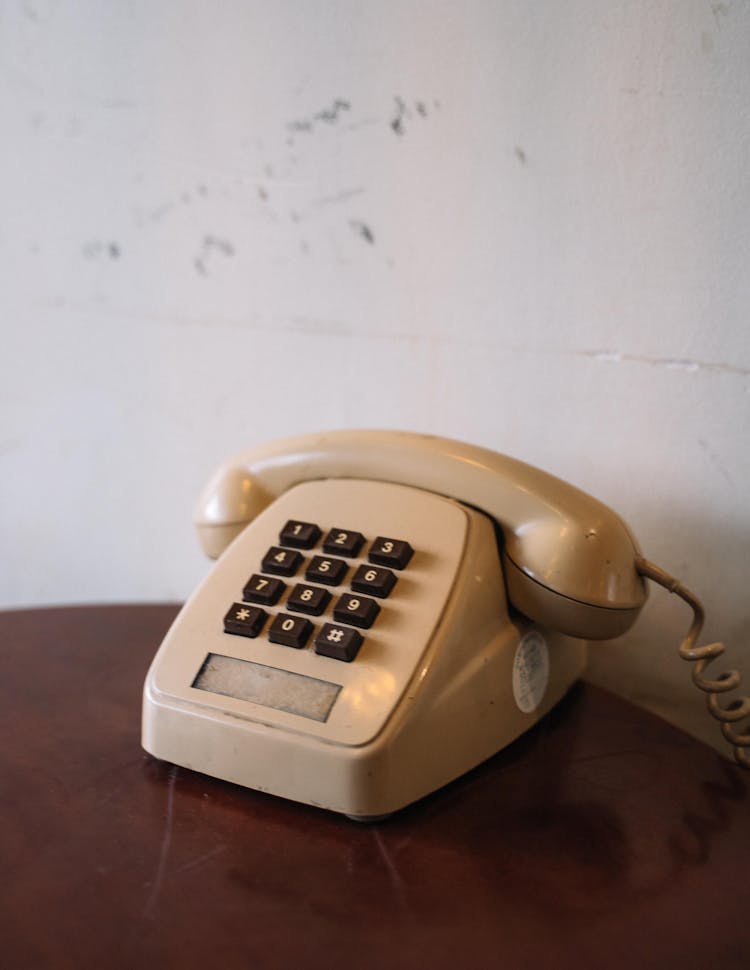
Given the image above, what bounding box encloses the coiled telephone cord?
[636,557,750,769]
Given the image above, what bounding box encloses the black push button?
[333,593,380,629]
[242,573,285,606]
[368,537,414,569]
[305,555,348,586]
[279,520,321,549]
[322,528,366,558]
[268,613,313,649]
[261,546,303,577]
[351,564,397,598]
[287,583,331,616]
[314,623,363,662]
[223,603,267,638]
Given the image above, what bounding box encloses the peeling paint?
[194,235,235,276]
[350,220,375,245]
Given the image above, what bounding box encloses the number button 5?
[305,556,348,586]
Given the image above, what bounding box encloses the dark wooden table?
[2,604,748,969]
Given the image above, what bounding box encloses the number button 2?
[322,528,365,558]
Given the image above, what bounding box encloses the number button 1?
[279,520,321,549]
[351,564,397,598]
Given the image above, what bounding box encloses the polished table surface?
[2,604,749,969]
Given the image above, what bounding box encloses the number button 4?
[261,546,303,577]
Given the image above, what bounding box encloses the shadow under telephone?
[142,430,749,819]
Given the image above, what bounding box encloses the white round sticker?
[512,631,550,713]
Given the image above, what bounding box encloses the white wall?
[2,1,749,751]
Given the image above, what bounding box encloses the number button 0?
[322,528,365,558]
[261,546,303,577]
[268,613,313,649]
[351,564,397,598]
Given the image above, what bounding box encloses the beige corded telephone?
[141,430,749,819]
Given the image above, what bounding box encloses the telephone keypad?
[242,574,286,606]
[279,519,322,549]
[287,583,331,617]
[333,593,380,629]
[261,547,303,577]
[223,603,268,638]
[305,555,348,587]
[224,520,415,662]
[268,613,314,649]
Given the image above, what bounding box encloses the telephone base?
[143,476,589,818]
[143,623,586,819]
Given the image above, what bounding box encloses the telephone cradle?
[142,430,750,819]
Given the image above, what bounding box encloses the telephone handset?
[142,430,749,819]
